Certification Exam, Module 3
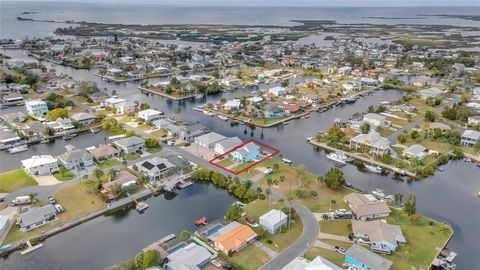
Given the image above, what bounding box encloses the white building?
[138,109,163,122]
[25,100,48,118]
[22,155,59,175]
[194,132,227,149]
[57,145,94,170]
[214,137,243,155]
[363,113,390,127]
[268,86,287,96]
[71,112,95,127]
[259,209,288,234]
[223,99,241,110]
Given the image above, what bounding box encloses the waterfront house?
[101,171,137,198]
[165,242,214,270]
[223,99,241,110]
[268,86,287,97]
[136,157,175,181]
[338,66,352,75]
[214,137,243,155]
[259,209,288,234]
[363,113,390,127]
[231,141,260,163]
[344,244,393,270]
[103,97,126,107]
[264,104,287,119]
[152,119,175,130]
[0,130,22,149]
[88,144,119,160]
[138,109,163,122]
[106,68,123,77]
[419,87,443,100]
[167,155,193,174]
[45,118,76,133]
[352,220,406,253]
[71,112,95,127]
[361,77,379,87]
[212,221,257,254]
[344,193,391,220]
[350,131,391,155]
[17,204,58,232]
[115,101,136,115]
[282,103,301,114]
[460,130,480,147]
[25,100,48,118]
[343,81,361,92]
[402,144,427,160]
[57,145,94,170]
[1,93,24,105]
[22,155,59,175]
[113,136,145,154]
[428,122,451,133]
[194,132,227,149]
[175,123,209,142]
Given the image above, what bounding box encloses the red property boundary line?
[208,139,280,175]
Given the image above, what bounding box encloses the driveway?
[32,175,62,186]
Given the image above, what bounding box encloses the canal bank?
[2,49,479,269]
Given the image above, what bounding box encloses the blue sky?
[8,0,480,7]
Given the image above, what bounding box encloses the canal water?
[1,50,479,269]
[0,183,236,270]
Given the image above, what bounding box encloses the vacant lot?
[0,169,38,193]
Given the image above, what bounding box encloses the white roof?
[25,100,46,106]
[21,155,57,168]
[138,109,162,117]
[269,86,286,93]
[0,215,9,230]
[260,209,288,225]
[104,97,126,104]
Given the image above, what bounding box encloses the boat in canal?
[371,188,386,199]
[326,152,347,166]
[194,216,208,226]
[8,144,29,154]
[90,127,100,133]
[365,164,383,174]
[218,115,229,121]
[203,111,214,117]
[135,201,149,213]
[40,138,51,144]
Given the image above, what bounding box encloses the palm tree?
[122,159,128,170]
[295,165,307,188]
[28,192,38,205]
[107,169,117,182]
[394,193,403,205]
[438,226,451,236]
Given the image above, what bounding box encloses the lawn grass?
[320,220,352,236]
[304,247,344,266]
[3,183,105,244]
[0,169,38,193]
[53,170,75,181]
[226,245,270,270]
[385,208,452,270]
[124,153,141,161]
[150,129,167,137]
[321,239,352,249]
[243,199,303,252]
[215,158,235,168]
[96,158,121,169]
[257,159,350,213]
[146,146,162,154]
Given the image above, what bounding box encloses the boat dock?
[309,140,418,179]
[20,241,43,255]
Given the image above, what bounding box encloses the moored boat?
[218,115,229,121]
[8,144,29,154]
[90,127,100,133]
[365,164,382,174]
[203,111,214,117]
[326,153,347,166]
[136,201,149,213]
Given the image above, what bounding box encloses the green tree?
[142,250,161,269]
[139,103,150,110]
[281,79,289,87]
[45,108,68,121]
[145,138,160,150]
[360,123,370,134]
[404,194,416,216]
[324,167,345,190]
[225,204,243,221]
[94,168,104,181]
[43,126,54,136]
[424,110,435,122]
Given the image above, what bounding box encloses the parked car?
[211,260,222,267]
[334,246,346,254]
[223,263,234,270]
[311,191,318,196]
[54,204,64,213]
[48,196,56,204]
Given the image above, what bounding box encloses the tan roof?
[344,193,391,218]
[429,122,451,130]
[214,223,257,252]
[352,220,396,245]
[103,171,137,189]
[88,144,119,159]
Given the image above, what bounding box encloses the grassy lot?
[321,239,352,249]
[124,153,141,161]
[146,146,162,154]
[377,127,395,137]
[3,183,105,244]
[320,220,352,236]
[215,158,236,168]
[96,158,121,169]
[257,159,350,212]
[408,99,435,114]
[226,245,270,270]
[385,208,452,270]
[243,199,303,252]
[0,169,38,193]
[150,129,167,137]
[53,170,75,181]
[304,247,344,266]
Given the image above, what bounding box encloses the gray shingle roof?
[345,244,393,270]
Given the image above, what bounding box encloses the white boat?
[283,121,289,125]
[337,153,354,163]
[218,115,229,121]
[365,164,382,174]
[203,111,214,117]
[195,94,204,99]
[62,134,76,140]
[371,188,386,199]
[193,107,203,112]
[90,127,100,133]
[306,137,313,141]
[40,138,51,144]
[392,167,406,175]
[8,144,29,154]
[136,202,149,213]
[326,153,346,166]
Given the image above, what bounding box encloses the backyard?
[0,169,38,193]
[96,158,121,169]
[224,245,270,270]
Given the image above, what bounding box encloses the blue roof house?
[264,104,286,119]
[231,142,260,163]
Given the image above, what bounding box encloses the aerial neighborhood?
[1,5,479,270]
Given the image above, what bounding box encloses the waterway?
[0,183,236,270]
[0,41,480,269]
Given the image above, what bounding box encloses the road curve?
[259,201,319,270]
